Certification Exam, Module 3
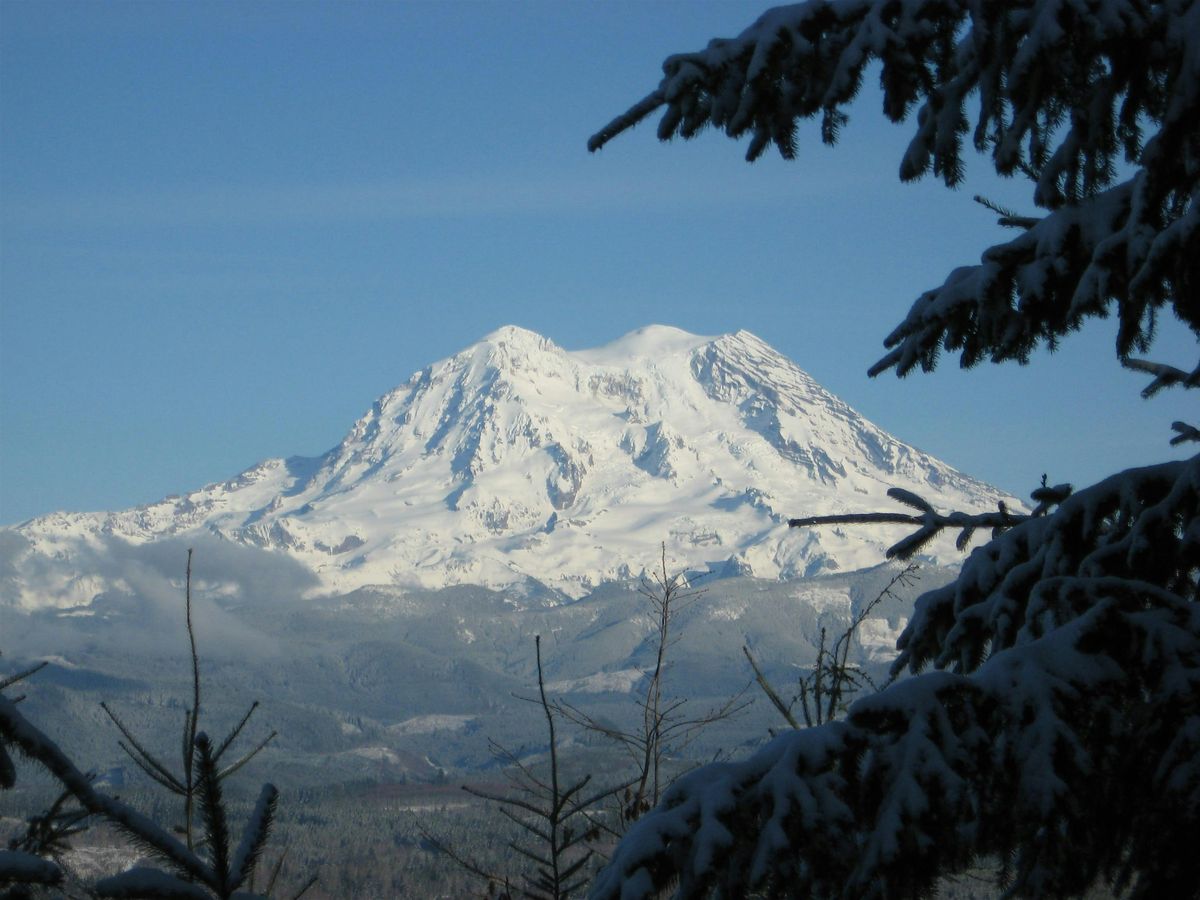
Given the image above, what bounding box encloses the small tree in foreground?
[587,1,1199,897]
[555,546,747,827]
[2,688,287,899]
[423,547,743,897]
[421,635,627,900]
[0,552,314,899]
[100,550,277,854]
[744,563,920,731]
[0,655,89,899]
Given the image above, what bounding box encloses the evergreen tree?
[422,635,621,900]
[587,2,1199,897]
[555,547,746,827]
[1,554,313,899]
[0,655,83,899]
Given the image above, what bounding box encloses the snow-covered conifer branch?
[0,659,48,695]
[2,553,297,899]
[591,457,1200,898]
[1171,421,1200,445]
[6,784,92,882]
[0,652,44,790]
[95,867,213,899]
[0,695,217,889]
[591,0,1200,374]
[588,3,1199,896]
[194,734,233,890]
[973,194,1039,230]
[2,695,291,899]
[1123,357,1200,398]
[0,849,63,891]
[896,455,1198,676]
[228,783,279,895]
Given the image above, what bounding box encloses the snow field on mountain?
[2,325,1020,608]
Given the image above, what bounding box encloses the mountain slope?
[3,325,1017,607]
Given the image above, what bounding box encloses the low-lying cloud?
[1,532,319,664]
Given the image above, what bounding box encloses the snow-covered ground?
[388,714,476,735]
[546,668,647,694]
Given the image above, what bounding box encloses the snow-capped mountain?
[3,325,1018,608]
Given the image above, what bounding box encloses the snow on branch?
[1172,421,1200,446]
[869,177,1196,375]
[591,455,1200,898]
[1123,356,1200,398]
[0,694,216,890]
[94,867,212,899]
[896,455,1199,675]
[590,0,1200,373]
[593,596,1200,898]
[0,849,63,889]
[1,692,284,898]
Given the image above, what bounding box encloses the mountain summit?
[6,326,1016,606]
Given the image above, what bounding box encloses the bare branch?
[791,488,1029,560]
[462,785,548,821]
[743,646,800,729]
[289,873,319,899]
[213,701,261,764]
[417,825,506,887]
[216,730,276,782]
[0,660,49,693]
[100,703,186,794]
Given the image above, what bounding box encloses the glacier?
[2,325,1018,609]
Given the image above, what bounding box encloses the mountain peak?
[481,324,553,345]
[5,325,1020,607]
[573,324,715,364]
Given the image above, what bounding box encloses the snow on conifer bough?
[587,0,1200,896]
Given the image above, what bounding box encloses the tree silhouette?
[587,2,1199,896]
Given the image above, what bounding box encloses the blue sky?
[1,0,1194,525]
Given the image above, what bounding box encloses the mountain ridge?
[3,325,1018,609]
